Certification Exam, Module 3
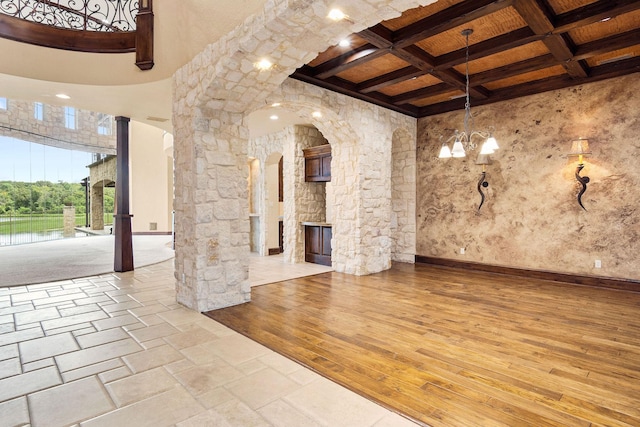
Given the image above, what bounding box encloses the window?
[0,97,7,110]
[97,113,112,135]
[34,102,44,120]
[64,106,76,129]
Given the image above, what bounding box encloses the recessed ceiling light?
[255,58,273,71]
[271,102,281,107]
[56,93,71,99]
[312,111,322,118]
[328,9,347,21]
[270,115,279,120]
[338,38,351,47]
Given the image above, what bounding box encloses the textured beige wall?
[130,121,173,233]
[417,74,640,281]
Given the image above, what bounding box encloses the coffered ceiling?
[292,0,640,117]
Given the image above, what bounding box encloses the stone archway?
[172,0,435,311]
[89,155,116,232]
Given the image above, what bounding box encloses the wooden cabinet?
[305,224,332,266]
[303,144,331,182]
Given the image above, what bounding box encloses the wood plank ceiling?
[291,0,640,117]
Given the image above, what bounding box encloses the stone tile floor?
[0,258,418,427]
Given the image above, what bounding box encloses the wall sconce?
[568,138,592,210]
[475,153,491,212]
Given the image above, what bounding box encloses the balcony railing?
[0,0,153,69]
[0,0,139,31]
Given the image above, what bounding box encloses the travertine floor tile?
[0,357,21,380]
[226,368,300,410]
[92,314,141,331]
[11,290,48,303]
[284,377,389,427]
[55,338,142,372]
[41,311,108,332]
[0,397,30,427]
[121,343,181,373]
[14,307,60,326]
[19,332,79,363]
[81,386,203,427]
[0,326,43,347]
[128,322,179,343]
[174,361,245,396]
[76,327,129,349]
[61,358,123,383]
[0,366,61,402]
[105,367,177,407]
[201,334,271,366]
[0,343,18,361]
[59,303,102,317]
[98,366,132,384]
[163,324,218,350]
[156,308,204,326]
[1,258,418,427]
[182,398,283,427]
[28,376,114,427]
[258,399,323,427]
[373,413,422,427]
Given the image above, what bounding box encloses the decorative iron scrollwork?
[575,163,590,211]
[477,171,489,212]
[0,0,139,31]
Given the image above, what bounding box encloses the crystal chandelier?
[438,29,499,159]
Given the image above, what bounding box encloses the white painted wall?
[130,121,173,233]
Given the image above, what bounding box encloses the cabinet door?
[322,226,332,256]
[305,157,322,181]
[305,226,322,255]
[321,155,331,180]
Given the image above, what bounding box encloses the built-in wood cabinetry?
[304,223,331,266]
[303,144,331,182]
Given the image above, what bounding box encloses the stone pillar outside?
[173,108,251,312]
[90,184,104,231]
[63,206,76,237]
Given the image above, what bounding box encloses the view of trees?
[0,181,114,215]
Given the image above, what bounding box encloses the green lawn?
[0,213,113,235]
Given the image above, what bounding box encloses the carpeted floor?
[0,234,174,287]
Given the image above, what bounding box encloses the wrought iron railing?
[0,0,139,31]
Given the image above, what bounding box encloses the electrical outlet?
[460,248,465,255]
[594,260,602,268]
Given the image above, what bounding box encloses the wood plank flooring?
[205,263,640,427]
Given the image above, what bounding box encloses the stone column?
[63,206,76,237]
[173,108,251,312]
[90,184,104,231]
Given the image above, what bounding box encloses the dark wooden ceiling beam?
[391,82,454,105]
[419,56,640,116]
[313,43,389,79]
[357,25,393,48]
[470,53,555,85]
[394,0,514,49]
[291,69,420,117]
[513,0,588,78]
[357,66,426,93]
[553,0,640,34]
[573,28,640,61]
[435,27,541,70]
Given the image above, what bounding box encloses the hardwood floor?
[205,263,640,427]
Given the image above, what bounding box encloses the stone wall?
[172,0,433,310]
[89,156,116,231]
[248,129,286,256]
[0,98,116,154]
[416,73,640,281]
